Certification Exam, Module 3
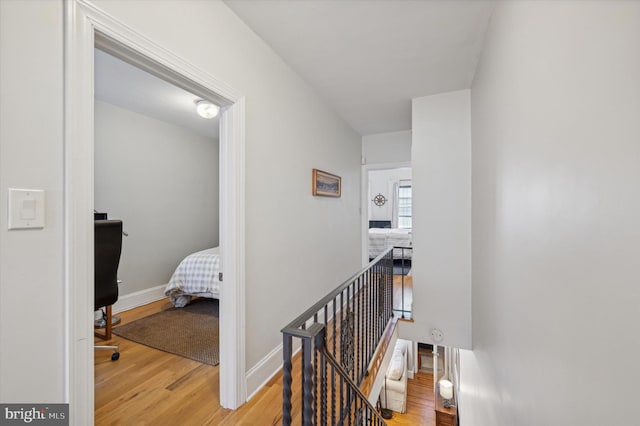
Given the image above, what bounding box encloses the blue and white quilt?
[164,247,221,307]
[368,228,412,260]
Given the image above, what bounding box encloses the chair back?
[95,220,123,310]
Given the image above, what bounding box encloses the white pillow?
[386,348,405,380]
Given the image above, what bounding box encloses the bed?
[368,227,412,260]
[164,247,221,307]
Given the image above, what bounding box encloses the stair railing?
[393,246,413,320]
[281,248,394,425]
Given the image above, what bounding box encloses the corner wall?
[403,90,471,350]
[463,2,640,424]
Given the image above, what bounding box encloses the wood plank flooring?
[94,299,222,425]
[384,371,436,426]
[95,274,427,425]
[393,274,413,320]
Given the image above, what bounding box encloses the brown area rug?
[113,298,219,365]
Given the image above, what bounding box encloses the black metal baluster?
[352,283,356,382]
[313,329,318,424]
[301,336,313,426]
[346,383,352,426]
[281,248,395,426]
[332,296,337,426]
[282,334,293,426]
[387,250,391,319]
[339,291,344,425]
[358,278,363,382]
[383,253,387,322]
[374,261,379,344]
[390,251,394,319]
[353,278,359,384]
[367,267,372,360]
[401,247,406,318]
[318,329,327,426]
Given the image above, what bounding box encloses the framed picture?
[312,168,341,197]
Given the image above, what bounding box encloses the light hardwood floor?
[94,299,222,425]
[95,298,300,425]
[95,274,426,425]
[393,273,413,319]
[384,371,436,426]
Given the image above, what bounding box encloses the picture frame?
[312,168,341,197]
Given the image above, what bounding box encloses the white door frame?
[64,1,246,423]
[360,161,412,266]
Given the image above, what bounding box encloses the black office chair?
[94,219,122,361]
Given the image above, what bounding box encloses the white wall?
[0,0,361,404]
[95,100,219,296]
[368,168,411,222]
[362,130,411,165]
[463,2,640,425]
[0,0,65,401]
[401,90,471,350]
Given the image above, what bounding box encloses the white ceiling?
[224,0,496,135]
[95,2,495,138]
[94,49,219,139]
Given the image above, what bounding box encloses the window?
[398,180,412,229]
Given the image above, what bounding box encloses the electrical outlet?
[430,328,444,343]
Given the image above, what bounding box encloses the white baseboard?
[246,341,302,401]
[112,284,167,314]
[244,301,347,401]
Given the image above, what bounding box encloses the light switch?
[20,198,36,220]
[8,188,45,229]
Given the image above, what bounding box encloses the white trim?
[218,96,247,409]
[245,344,282,401]
[64,1,96,421]
[364,161,412,171]
[111,285,166,314]
[246,342,302,401]
[366,325,400,406]
[65,1,246,423]
[246,298,343,400]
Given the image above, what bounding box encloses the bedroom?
[94,48,221,310]
[367,167,412,264]
[93,47,223,419]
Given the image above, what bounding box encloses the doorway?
[93,46,221,422]
[361,163,412,265]
[65,3,246,423]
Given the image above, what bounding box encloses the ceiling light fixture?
[195,100,219,119]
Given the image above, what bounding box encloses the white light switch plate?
[8,188,45,229]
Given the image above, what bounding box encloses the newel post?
[301,323,325,426]
[282,323,326,426]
